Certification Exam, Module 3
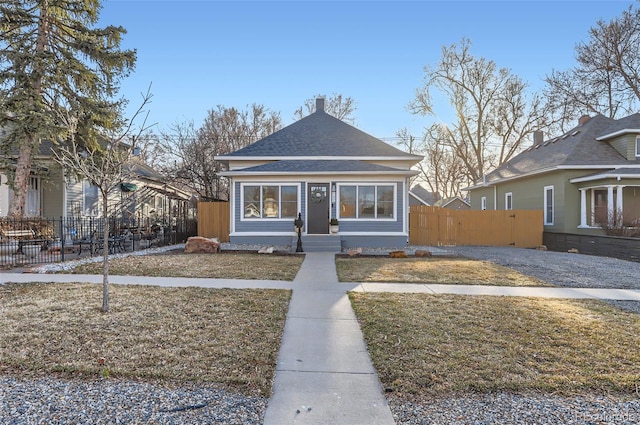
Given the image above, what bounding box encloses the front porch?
[572,171,640,236]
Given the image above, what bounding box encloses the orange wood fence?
[197,201,230,242]
[409,205,543,248]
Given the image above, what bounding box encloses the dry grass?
[350,292,640,397]
[70,252,304,281]
[337,257,549,286]
[0,282,291,396]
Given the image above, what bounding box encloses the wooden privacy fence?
[409,206,543,248]
[197,202,230,242]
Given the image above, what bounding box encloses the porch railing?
[0,216,197,269]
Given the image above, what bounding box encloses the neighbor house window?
[25,176,40,217]
[636,136,640,157]
[339,184,395,219]
[505,192,513,210]
[544,186,554,225]
[481,196,487,210]
[83,180,99,217]
[242,184,298,219]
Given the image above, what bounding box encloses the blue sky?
[99,0,631,141]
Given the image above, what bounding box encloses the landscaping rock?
[414,250,432,258]
[347,248,362,257]
[184,237,220,253]
[389,250,408,258]
[258,246,274,254]
[568,248,579,254]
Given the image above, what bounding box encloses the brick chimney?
[578,115,591,125]
[316,97,325,112]
[533,130,544,146]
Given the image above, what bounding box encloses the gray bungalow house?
[465,113,640,237]
[215,98,423,251]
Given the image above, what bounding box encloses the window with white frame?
[505,192,513,210]
[636,136,640,157]
[242,184,298,219]
[83,180,99,216]
[339,184,395,219]
[544,186,554,225]
[481,196,487,210]
[25,176,40,217]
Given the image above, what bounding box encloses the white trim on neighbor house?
[570,171,640,183]
[465,164,640,191]
[595,129,640,141]
[577,185,626,228]
[543,185,554,226]
[481,196,487,210]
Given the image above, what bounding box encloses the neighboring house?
[433,196,470,210]
[465,114,640,236]
[215,98,423,250]
[0,140,192,221]
[410,184,439,206]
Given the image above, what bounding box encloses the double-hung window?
[636,136,640,157]
[242,184,298,219]
[83,180,99,217]
[544,186,554,225]
[505,192,513,210]
[339,184,395,219]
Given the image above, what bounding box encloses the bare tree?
[410,38,553,187]
[158,104,281,201]
[397,127,469,198]
[294,93,357,124]
[545,4,640,122]
[52,92,153,312]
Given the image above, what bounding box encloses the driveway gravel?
[446,246,640,290]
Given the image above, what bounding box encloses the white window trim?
[636,136,640,157]
[337,183,397,220]
[481,196,487,210]
[239,182,300,221]
[505,192,513,210]
[544,185,554,226]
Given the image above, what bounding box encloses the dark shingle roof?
[483,114,640,184]
[219,109,418,159]
[224,160,417,175]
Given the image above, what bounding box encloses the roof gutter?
[220,169,419,177]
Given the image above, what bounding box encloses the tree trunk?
[102,191,110,312]
[8,139,33,217]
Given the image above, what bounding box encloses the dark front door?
[307,183,329,234]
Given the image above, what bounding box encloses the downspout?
[493,185,497,210]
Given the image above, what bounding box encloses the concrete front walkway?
[263,252,395,425]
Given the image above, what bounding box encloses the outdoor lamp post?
[294,212,304,252]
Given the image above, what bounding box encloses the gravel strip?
[389,392,640,425]
[446,246,640,290]
[0,377,266,425]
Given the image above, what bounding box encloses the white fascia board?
[570,172,640,183]
[221,170,419,177]
[595,129,640,141]
[215,155,423,162]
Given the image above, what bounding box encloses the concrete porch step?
[291,235,342,253]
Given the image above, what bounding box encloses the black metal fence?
[0,216,197,269]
